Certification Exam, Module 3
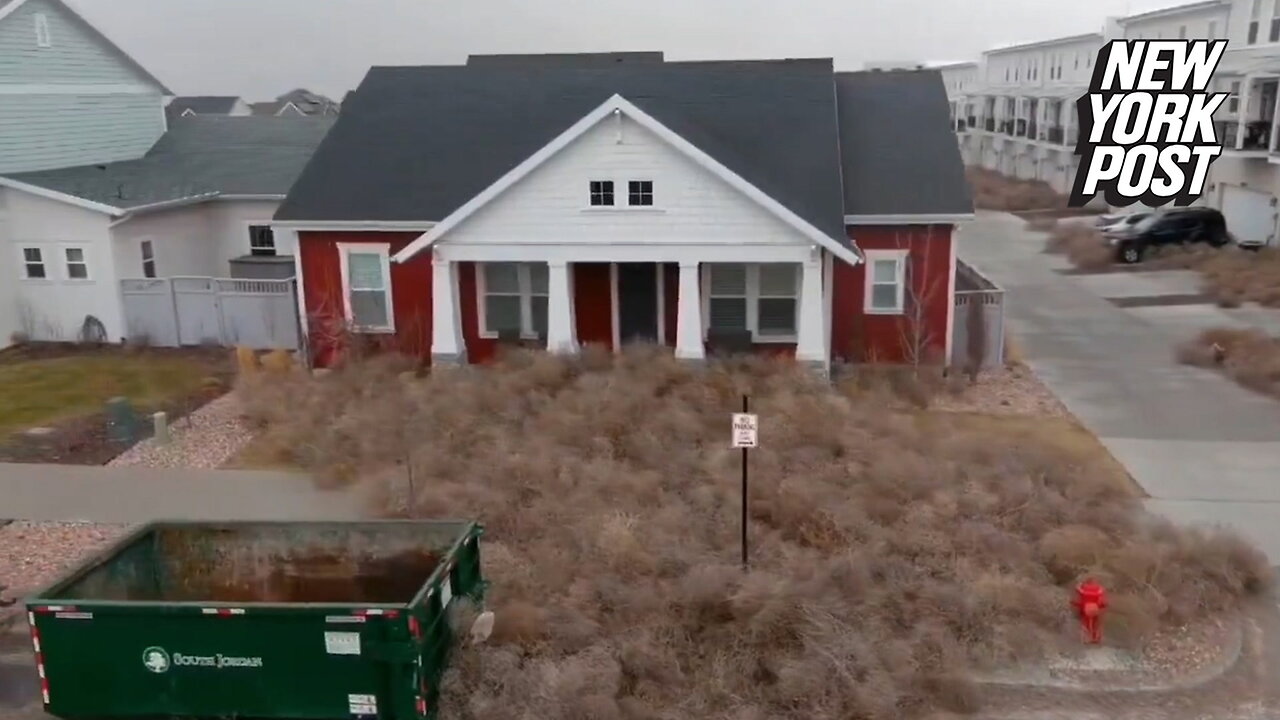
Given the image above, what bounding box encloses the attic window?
[589,180,615,207]
[34,13,51,48]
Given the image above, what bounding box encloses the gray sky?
[76,0,1172,101]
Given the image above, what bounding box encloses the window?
[140,240,156,278]
[1209,21,1218,39]
[339,245,393,332]
[1251,0,1262,44]
[864,250,908,314]
[1271,0,1280,42]
[1229,81,1242,113]
[589,180,615,207]
[627,180,654,206]
[63,247,88,280]
[705,263,799,340]
[480,262,547,338]
[248,225,276,256]
[20,247,45,279]
[33,13,50,47]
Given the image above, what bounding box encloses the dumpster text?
[171,652,263,669]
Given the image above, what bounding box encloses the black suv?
[1107,207,1230,264]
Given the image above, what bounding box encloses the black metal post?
[741,394,749,569]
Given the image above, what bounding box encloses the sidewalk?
[0,463,363,522]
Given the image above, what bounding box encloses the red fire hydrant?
[1072,579,1107,644]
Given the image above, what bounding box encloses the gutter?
[108,193,222,227]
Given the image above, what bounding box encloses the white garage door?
[1221,185,1277,245]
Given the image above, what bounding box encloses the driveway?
[960,212,1280,561]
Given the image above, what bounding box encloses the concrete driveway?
[960,213,1280,561]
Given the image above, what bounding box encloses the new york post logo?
[1070,39,1228,207]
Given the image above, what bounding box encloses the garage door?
[1221,185,1277,245]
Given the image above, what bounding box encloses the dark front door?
[616,263,659,344]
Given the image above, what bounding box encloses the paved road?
[0,463,364,523]
[959,212,1280,561]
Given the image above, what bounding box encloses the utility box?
[25,520,485,720]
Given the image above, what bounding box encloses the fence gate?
[120,276,299,350]
[951,260,1007,370]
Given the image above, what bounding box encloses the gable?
[0,0,167,90]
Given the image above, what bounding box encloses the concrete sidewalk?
[959,213,1280,562]
[0,463,364,523]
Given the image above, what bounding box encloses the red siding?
[832,225,953,364]
[575,263,614,352]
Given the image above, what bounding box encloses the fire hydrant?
[1072,579,1107,644]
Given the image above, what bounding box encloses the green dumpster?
[24,520,485,720]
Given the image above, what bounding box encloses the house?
[250,100,305,117]
[0,117,333,343]
[0,0,170,175]
[273,55,973,371]
[165,96,251,122]
[275,89,340,117]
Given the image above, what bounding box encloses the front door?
[616,263,659,345]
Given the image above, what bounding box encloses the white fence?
[951,260,1006,370]
[120,276,299,350]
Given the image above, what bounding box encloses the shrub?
[966,167,1066,212]
[240,348,1271,719]
[1177,327,1280,397]
[1044,223,1116,269]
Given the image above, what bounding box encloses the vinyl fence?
[120,276,300,350]
[950,260,1006,370]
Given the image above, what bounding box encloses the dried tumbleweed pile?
[239,348,1271,720]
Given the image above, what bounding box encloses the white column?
[674,261,704,361]
[430,251,464,364]
[1237,76,1253,151]
[545,261,578,354]
[795,254,827,372]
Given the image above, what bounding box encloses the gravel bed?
[934,363,1070,417]
[0,522,129,599]
[107,394,255,469]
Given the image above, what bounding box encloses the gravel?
[107,394,254,469]
[0,522,128,598]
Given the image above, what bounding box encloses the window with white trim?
[1228,80,1241,114]
[34,13,50,47]
[1270,0,1280,42]
[63,246,88,280]
[248,225,276,257]
[140,240,156,278]
[864,250,908,315]
[479,262,548,338]
[627,180,654,206]
[589,180,615,207]
[340,245,393,332]
[705,263,799,340]
[1251,0,1262,44]
[20,247,45,279]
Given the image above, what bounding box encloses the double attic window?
[589,180,655,207]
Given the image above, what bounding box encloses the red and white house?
[273,54,973,371]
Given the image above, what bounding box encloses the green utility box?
[25,520,485,720]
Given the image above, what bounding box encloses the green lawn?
[0,353,215,435]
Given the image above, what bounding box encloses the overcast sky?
[74,0,1176,101]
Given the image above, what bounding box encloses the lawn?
[0,350,218,436]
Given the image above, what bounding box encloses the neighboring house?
[274,55,973,371]
[0,0,170,175]
[0,117,333,343]
[864,60,927,71]
[165,95,251,122]
[250,100,305,117]
[275,88,340,117]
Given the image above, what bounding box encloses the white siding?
[110,204,218,279]
[0,190,17,346]
[209,200,287,268]
[443,114,811,248]
[1125,6,1230,41]
[2,187,120,341]
[0,0,155,84]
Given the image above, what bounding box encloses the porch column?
[1237,75,1253,151]
[545,260,578,354]
[674,261,704,361]
[430,251,465,364]
[795,254,827,372]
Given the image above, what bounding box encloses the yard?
[0,344,229,464]
[237,347,1269,720]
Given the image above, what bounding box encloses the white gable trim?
[276,101,304,117]
[0,176,124,216]
[392,94,861,267]
[844,213,975,225]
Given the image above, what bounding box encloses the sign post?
[731,397,758,569]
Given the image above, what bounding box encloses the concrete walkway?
[960,212,1280,561]
[0,463,364,523]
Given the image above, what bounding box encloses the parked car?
[1096,211,1154,235]
[1106,207,1229,263]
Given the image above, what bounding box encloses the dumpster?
[24,520,485,720]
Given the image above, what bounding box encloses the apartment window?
[1271,0,1280,42]
[19,247,45,279]
[627,180,654,206]
[140,240,156,278]
[864,250,909,314]
[1251,0,1262,44]
[248,225,276,256]
[1209,21,1218,39]
[480,262,547,338]
[705,263,799,340]
[339,244,393,332]
[589,180,615,207]
[1005,67,1010,82]
[63,247,88,280]
[1229,80,1241,113]
[33,13,50,47]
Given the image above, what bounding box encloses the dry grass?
[1043,224,1115,270]
[1177,327,1280,397]
[1187,247,1280,308]
[238,349,1271,720]
[967,167,1066,212]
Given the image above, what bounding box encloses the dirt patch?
[932,364,1069,418]
[968,166,1069,211]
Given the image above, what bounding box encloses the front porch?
[426,246,832,369]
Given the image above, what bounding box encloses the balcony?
[1242,121,1271,151]
[1066,127,1079,145]
[1026,121,1038,139]
[999,119,1013,134]
[1015,119,1027,136]
[967,115,977,128]
[1046,126,1064,144]
[984,118,996,131]
[1215,120,1239,148]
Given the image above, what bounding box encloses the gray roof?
[167,96,241,117]
[6,117,334,210]
[276,59,850,243]
[835,70,973,217]
[467,52,665,67]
